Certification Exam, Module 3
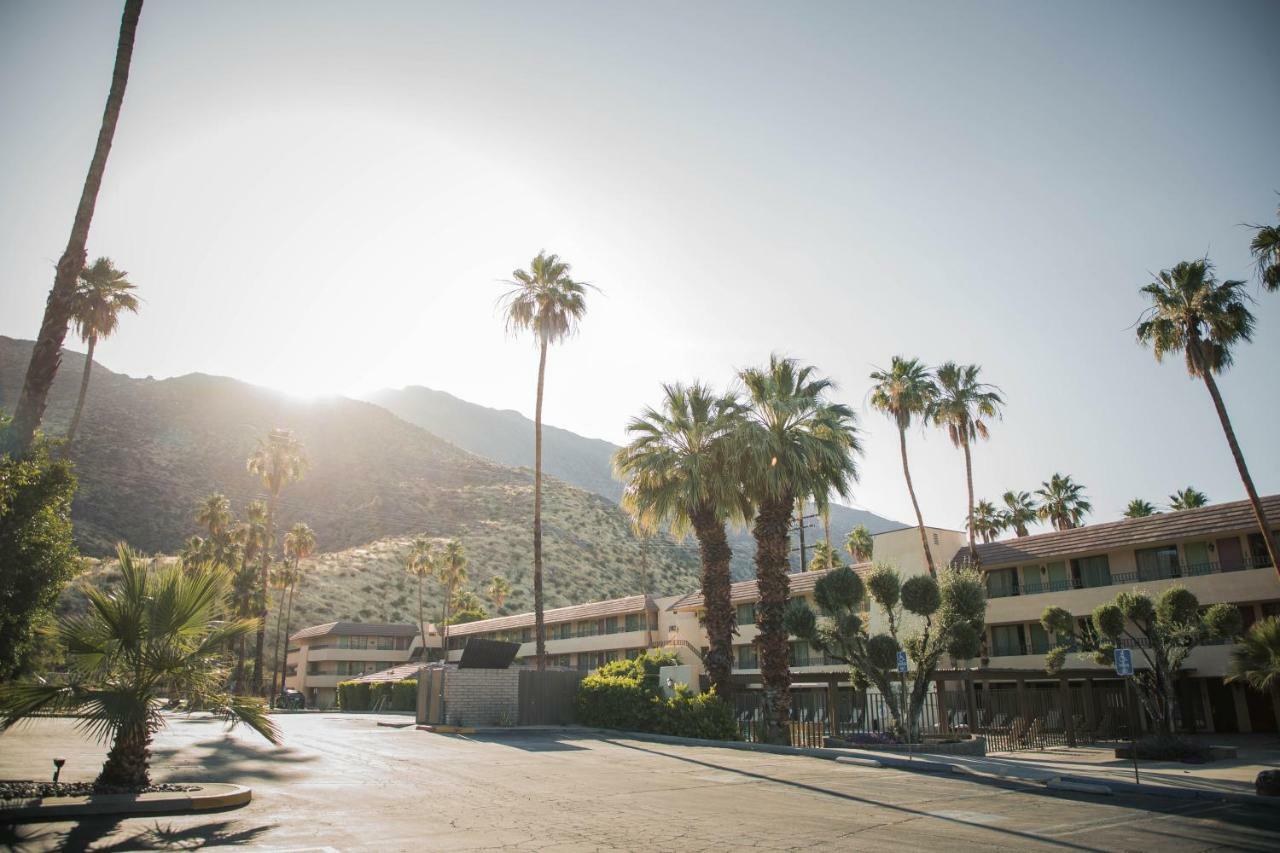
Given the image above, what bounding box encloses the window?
[1073,555,1112,588]
[736,602,756,625]
[990,625,1025,657]
[1249,533,1277,568]
[1135,546,1179,581]
[648,611,659,631]
[985,568,1018,598]
[1028,623,1051,655]
[1045,561,1070,592]
[625,613,642,632]
[579,620,599,637]
[789,641,811,668]
[735,644,758,669]
[604,616,619,635]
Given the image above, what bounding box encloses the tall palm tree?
[972,499,1004,543]
[405,538,434,660]
[230,502,267,693]
[487,576,512,611]
[196,493,233,539]
[0,545,277,787]
[1124,498,1158,519]
[868,357,940,576]
[1136,259,1279,575]
[246,429,307,694]
[65,258,139,443]
[1169,487,1209,511]
[613,383,749,693]
[272,522,315,700]
[740,356,861,743]
[1035,473,1092,531]
[844,524,873,563]
[499,251,595,670]
[929,362,1003,566]
[1001,490,1038,537]
[4,0,144,456]
[431,540,469,660]
[1250,204,1280,292]
[267,563,293,703]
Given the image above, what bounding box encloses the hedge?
[576,651,737,741]
[337,678,417,712]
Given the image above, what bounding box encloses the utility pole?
[789,499,819,571]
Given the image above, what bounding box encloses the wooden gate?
[517,670,584,725]
[416,667,446,725]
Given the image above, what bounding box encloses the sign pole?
[1114,647,1139,785]
[897,650,911,762]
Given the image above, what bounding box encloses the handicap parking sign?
[896,650,908,673]
[1113,647,1133,676]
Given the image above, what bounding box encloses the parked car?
[275,688,306,710]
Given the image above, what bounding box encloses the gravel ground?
[0,781,197,799]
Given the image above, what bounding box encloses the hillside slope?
[1,336,701,614]
[368,384,904,575]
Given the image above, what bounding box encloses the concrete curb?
[0,783,252,823]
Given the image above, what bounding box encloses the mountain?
[0,336,701,616]
[367,385,904,576]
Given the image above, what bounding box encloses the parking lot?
[2,713,1278,851]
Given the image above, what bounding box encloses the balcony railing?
[989,554,1272,599]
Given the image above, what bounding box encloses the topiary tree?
[1041,586,1241,735]
[785,563,985,741]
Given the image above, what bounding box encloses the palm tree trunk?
[899,427,937,576]
[98,722,151,788]
[252,496,275,694]
[1198,361,1280,577]
[417,577,426,661]
[4,0,143,456]
[962,437,979,567]
[754,494,794,745]
[282,580,298,687]
[65,334,97,443]
[533,338,548,670]
[269,581,288,702]
[692,506,734,695]
[822,508,832,568]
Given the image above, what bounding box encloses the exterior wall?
[285,630,440,708]
[444,668,520,726]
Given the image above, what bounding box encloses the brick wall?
[444,669,520,726]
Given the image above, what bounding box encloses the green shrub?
[337,680,371,711]
[369,681,393,709]
[575,651,735,741]
[391,679,417,711]
[337,678,417,712]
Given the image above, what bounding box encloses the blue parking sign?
[896,651,908,673]
[1113,647,1133,676]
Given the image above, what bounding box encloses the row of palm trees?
[1124,487,1209,519]
[971,474,1093,542]
[404,538,473,663]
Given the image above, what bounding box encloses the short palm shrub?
[0,546,278,787]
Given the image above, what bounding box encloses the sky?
[2,0,1278,532]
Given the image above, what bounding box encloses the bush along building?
[286,495,1280,741]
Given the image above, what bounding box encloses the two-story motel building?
[287,495,1280,730]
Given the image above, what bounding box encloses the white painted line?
[834,756,883,768]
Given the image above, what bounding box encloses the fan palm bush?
[1226,616,1280,693]
[0,545,279,787]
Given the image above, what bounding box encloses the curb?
[0,783,252,823]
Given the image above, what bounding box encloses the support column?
[1015,676,1029,721]
[1232,683,1252,733]
[965,677,979,733]
[936,677,949,733]
[826,677,840,739]
[1198,678,1216,734]
[1059,676,1076,747]
[1082,677,1096,732]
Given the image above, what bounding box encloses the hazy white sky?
[2,1,1277,531]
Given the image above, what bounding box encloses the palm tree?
[405,538,434,660]
[271,522,315,700]
[267,563,293,703]
[431,540,469,660]
[4,0,144,456]
[807,541,843,572]
[231,501,268,693]
[196,493,233,539]
[1249,203,1280,292]
[246,429,307,694]
[487,576,512,611]
[972,499,1004,544]
[499,251,595,670]
[1001,490,1038,537]
[1226,616,1280,692]
[929,362,1003,566]
[0,545,278,787]
[1169,487,1209,511]
[740,356,861,743]
[1124,498,1158,519]
[613,382,749,693]
[1136,259,1279,575]
[844,524,873,563]
[1035,473,1092,531]
[868,357,940,576]
[64,258,139,443]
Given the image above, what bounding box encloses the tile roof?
[290,621,420,641]
[446,595,655,637]
[668,562,873,611]
[954,495,1280,567]
[351,663,425,683]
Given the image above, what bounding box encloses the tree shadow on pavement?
[149,736,317,783]
[1,817,275,853]
[466,735,588,752]
[603,739,1280,851]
